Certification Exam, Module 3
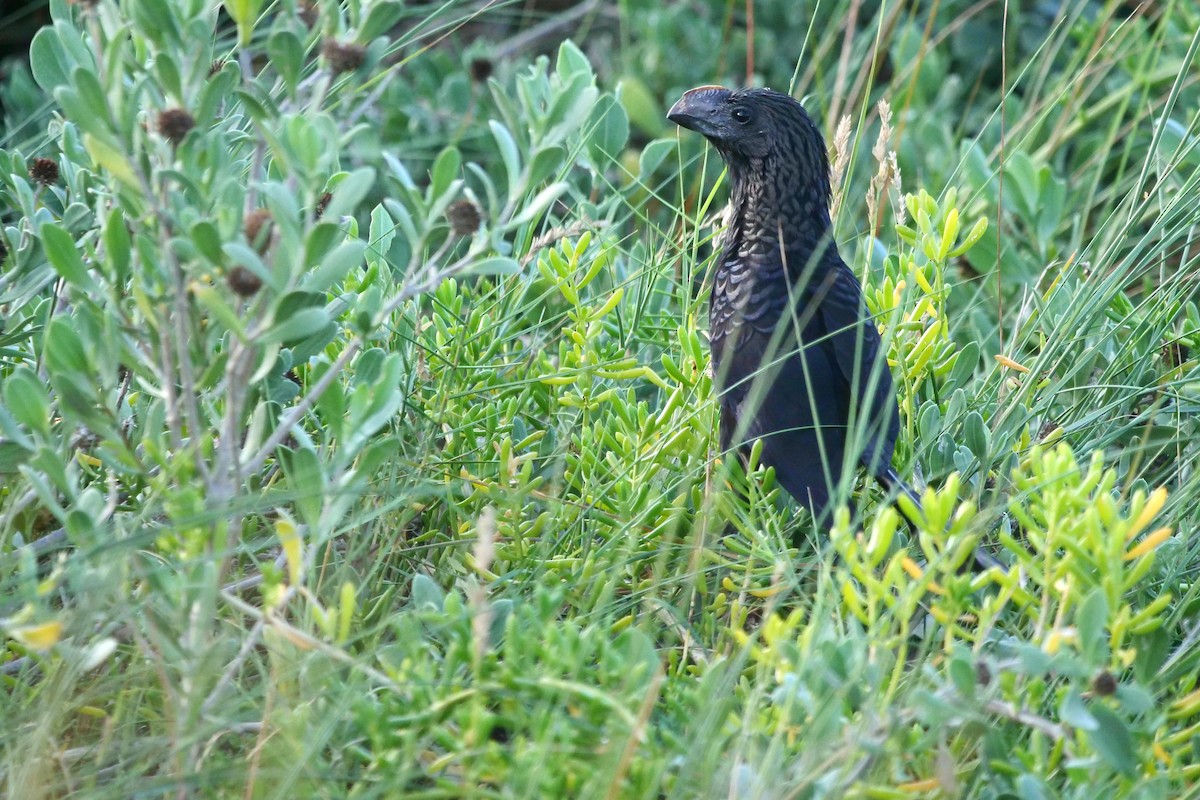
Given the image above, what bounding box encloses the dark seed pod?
[1092,671,1118,697]
[29,157,60,186]
[227,266,263,297]
[447,200,484,236]
[244,208,274,254]
[321,39,366,74]
[298,1,319,27]
[470,57,494,83]
[157,108,196,144]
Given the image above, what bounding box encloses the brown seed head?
[157,108,196,144]
[470,58,494,83]
[29,157,60,186]
[244,208,274,254]
[322,38,366,74]
[226,266,263,297]
[298,1,319,27]
[1092,671,1118,697]
[446,200,484,236]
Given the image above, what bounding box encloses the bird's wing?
[716,321,849,520]
[807,261,900,475]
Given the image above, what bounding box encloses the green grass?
[2,0,1200,797]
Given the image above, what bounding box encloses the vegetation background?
[1,0,1198,797]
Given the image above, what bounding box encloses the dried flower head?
[29,157,60,186]
[866,99,902,233]
[321,38,366,74]
[243,208,274,254]
[873,99,893,165]
[156,108,196,144]
[888,151,905,226]
[226,266,263,297]
[469,57,494,83]
[298,1,319,27]
[828,115,852,220]
[1092,671,1118,697]
[447,200,484,236]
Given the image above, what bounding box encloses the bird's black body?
[669,86,900,520]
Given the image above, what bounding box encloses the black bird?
[669,86,1001,571]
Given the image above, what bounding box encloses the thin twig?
[828,0,863,127]
[218,589,401,692]
[982,698,1069,741]
[519,220,605,266]
[602,668,664,800]
[199,617,267,718]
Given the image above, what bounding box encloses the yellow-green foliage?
[868,189,989,417]
[735,440,1183,787]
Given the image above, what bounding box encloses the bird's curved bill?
[667,85,732,137]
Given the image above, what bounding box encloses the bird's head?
[668,86,825,163]
[668,85,832,233]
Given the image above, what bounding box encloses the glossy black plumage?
[668,86,900,521]
[669,86,1004,574]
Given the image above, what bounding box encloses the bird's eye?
[731,108,752,125]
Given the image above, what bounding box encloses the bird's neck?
[727,153,833,260]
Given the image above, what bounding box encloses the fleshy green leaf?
[40,222,95,291]
[1087,704,1137,776]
